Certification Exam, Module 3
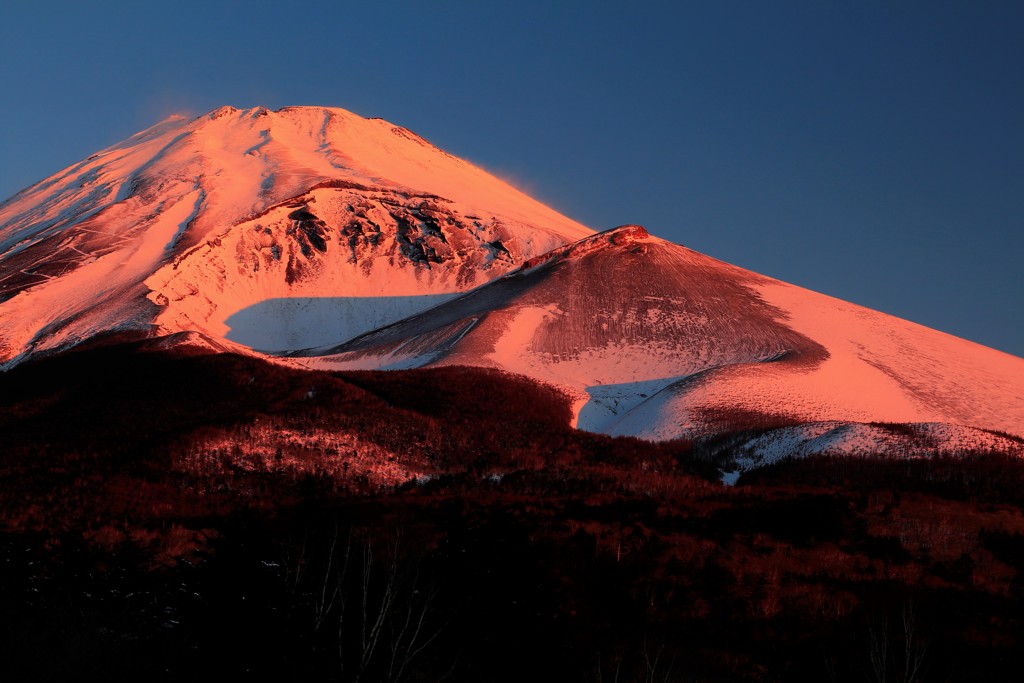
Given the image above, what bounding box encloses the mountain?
[292,224,1024,459]
[2,105,1021,464]
[5,106,1024,681]
[0,105,591,364]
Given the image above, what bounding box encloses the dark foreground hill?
[2,340,1024,682]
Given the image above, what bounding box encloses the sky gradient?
[2,1,1022,356]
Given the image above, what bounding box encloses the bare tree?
[866,614,888,683]
[594,639,684,683]
[284,523,451,683]
[901,602,928,683]
[643,637,671,683]
[864,602,929,683]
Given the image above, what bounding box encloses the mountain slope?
[293,225,1024,444]
[0,105,591,363]
[3,107,1021,458]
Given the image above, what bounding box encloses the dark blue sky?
[2,1,1022,356]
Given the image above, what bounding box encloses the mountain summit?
[0,105,591,363]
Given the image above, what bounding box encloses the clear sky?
[2,1,1022,357]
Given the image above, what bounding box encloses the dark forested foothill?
[1,341,1023,682]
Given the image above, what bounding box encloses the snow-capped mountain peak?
[0,105,592,363]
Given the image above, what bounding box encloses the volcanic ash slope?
[296,225,1024,446]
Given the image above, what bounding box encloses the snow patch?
[224,294,457,352]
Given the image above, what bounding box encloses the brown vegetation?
[1,342,1023,681]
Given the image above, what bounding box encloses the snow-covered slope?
[0,105,591,363]
[294,225,1024,446]
[714,421,1024,483]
